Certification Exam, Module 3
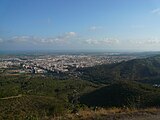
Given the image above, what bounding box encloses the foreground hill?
[80,81,160,108]
[78,55,160,83]
[0,95,65,119]
[0,75,98,119]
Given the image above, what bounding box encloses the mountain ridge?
[78,55,160,83]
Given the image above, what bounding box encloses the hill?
[78,55,160,83]
[0,95,65,119]
[80,81,160,108]
[0,75,98,119]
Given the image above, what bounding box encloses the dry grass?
[64,107,160,120]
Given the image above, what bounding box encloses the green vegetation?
[0,75,98,119]
[1,55,160,119]
[78,55,160,84]
[80,81,160,108]
[0,95,65,119]
[0,75,98,98]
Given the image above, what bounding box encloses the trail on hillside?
[0,94,22,100]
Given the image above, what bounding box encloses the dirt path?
[0,94,22,100]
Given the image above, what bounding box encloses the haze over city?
[1,0,160,51]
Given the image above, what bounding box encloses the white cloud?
[130,37,160,46]
[63,32,77,40]
[145,38,160,44]
[66,32,76,36]
[103,38,119,44]
[0,33,120,49]
[85,38,119,46]
[10,36,31,43]
[151,8,160,15]
[2,32,77,45]
[85,39,99,45]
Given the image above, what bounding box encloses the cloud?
[103,38,119,44]
[66,32,76,36]
[1,32,77,45]
[89,26,102,31]
[151,8,160,15]
[63,32,77,40]
[85,39,99,45]
[144,38,160,44]
[85,38,119,46]
[53,32,77,43]
[10,36,31,43]
[130,37,160,46]
[0,33,120,49]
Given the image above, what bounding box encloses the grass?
[65,107,160,120]
[0,95,66,120]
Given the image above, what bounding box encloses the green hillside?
[78,55,160,83]
[80,81,160,108]
[0,75,98,119]
[0,95,65,119]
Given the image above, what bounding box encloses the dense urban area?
[0,53,137,74]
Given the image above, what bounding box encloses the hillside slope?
[0,75,98,119]
[78,55,160,83]
[80,81,160,108]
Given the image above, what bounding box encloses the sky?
[1,0,160,52]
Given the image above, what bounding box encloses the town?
[0,53,137,74]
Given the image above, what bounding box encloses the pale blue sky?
[1,0,160,51]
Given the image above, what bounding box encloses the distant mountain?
[80,81,160,108]
[78,55,160,84]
